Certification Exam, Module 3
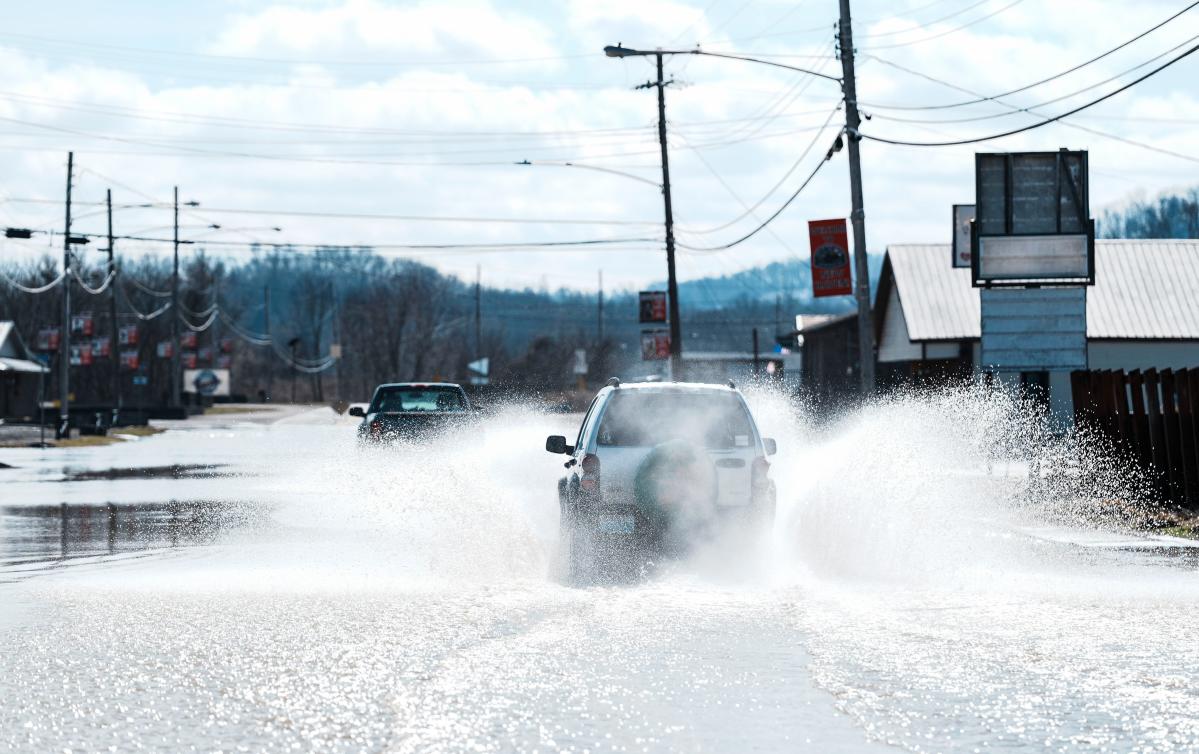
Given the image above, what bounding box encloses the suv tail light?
[580,453,600,492]
[752,457,770,491]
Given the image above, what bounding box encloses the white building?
[875,240,1199,422]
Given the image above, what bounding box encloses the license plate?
[597,514,636,535]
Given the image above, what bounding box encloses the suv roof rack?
[606,377,621,388]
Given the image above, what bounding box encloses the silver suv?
[545,380,777,581]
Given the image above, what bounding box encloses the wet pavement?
[1,396,1198,752]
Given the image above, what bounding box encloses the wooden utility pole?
[839,0,876,395]
[170,186,181,409]
[597,269,604,342]
[647,52,683,381]
[474,264,482,358]
[57,152,73,439]
[106,189,120,424]
[264,285,272,401]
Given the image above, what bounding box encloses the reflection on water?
[0,501,263,582]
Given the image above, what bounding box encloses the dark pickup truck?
[349,382,473,443]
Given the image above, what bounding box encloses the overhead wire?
[676,133,843,252]
[675,103,842,234]
[857,41,1199,147]
[859,0,1199,111]
[857,0,1029,51]
[864,32,1199,125]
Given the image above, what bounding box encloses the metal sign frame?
[971,150,1095,288]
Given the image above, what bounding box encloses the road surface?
[1,396,1197,752]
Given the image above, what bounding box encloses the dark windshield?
[370,386,466,413]
[596,391,753,449]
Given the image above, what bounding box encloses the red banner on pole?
[808,218,853,298]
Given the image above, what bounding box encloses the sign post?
[808,219,852,298]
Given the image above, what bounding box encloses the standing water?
[0,389,1196,752]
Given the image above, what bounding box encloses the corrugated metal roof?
[885,241,1199,341]
[887,245,979,341]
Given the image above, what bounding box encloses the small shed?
[0,321,49,420]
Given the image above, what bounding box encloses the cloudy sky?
[0,0,1196,292]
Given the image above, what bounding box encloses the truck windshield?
[596,391,754,449]
[370,387,466,413]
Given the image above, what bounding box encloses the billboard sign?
[952,204,975,269]
[119,325,139,346]
[156,341,173,359]
[70,314,93,336]
[973,150,1094,287]
[980,287,1087,371]
[120,350,140,370]
[640,330,670,361]
[183,368,231,396]
[639,291,667,324]
[808,219,852,297]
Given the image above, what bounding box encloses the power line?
[855,0,994,38]
[865,31,1199,125]
[860,47,1199,164]
[857,41,1199,147]
[857,0,1028,51]
[0,30,596,67]
[4,197,662,227]
[675,134,842,252]
[859,0,1199,111]
[675,104,841,235]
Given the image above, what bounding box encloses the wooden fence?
[1070,368,1199,508]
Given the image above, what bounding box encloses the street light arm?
[604,44,842,84]
[516,160,661,188]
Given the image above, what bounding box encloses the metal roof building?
[873,240,1199,422]
[879,241,1199,345]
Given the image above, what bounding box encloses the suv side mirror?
[545,435,572,454]
[348,406,366,418]
[763,437,777,456]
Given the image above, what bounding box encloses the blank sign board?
[978,234,1089,280]
[980,287,1087,372]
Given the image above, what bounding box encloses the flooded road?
[1,395,1198,752]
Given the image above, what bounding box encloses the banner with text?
[808,218,852,297]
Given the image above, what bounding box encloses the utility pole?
[57,151,73,440]
[839,0,876,395]
[597,269,604,342]
[170,186,181,410]
[752,327,760,376]
[264,285,272,401]
[642,52,684,381]
[474,264,482,358]
[106,189,120,425]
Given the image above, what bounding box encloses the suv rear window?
[596,391,753,449]
[370,386,466,413]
